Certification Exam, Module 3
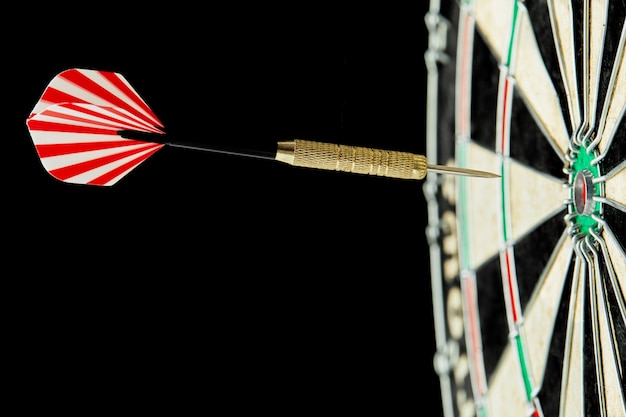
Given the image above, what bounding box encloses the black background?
[10,1,441,414]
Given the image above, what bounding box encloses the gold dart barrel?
[276,139,428,180]
[275,139,499,179]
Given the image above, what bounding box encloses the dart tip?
[475,171,501,178]
[427,164,501,178]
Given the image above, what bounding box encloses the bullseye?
[567,145,604,236]
[573,170,595,216]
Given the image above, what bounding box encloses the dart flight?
[26,68,499,186]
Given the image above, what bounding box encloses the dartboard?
[423,1,626,416]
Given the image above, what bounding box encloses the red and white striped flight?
[26,68,165,186]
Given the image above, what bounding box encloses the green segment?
[572,145,600,177]
[515,335,534,401]
[505,1,520,67]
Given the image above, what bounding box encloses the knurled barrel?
[292,139,427,180]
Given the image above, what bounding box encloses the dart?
[26,68,499,186]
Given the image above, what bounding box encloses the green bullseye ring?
[570,146,602,235]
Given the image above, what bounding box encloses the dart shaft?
[120,131,497,179]
[119,130,276,160]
